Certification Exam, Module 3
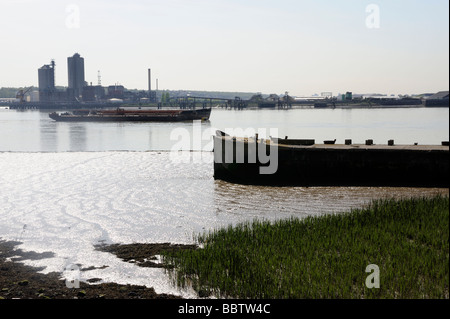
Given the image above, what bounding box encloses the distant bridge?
[165,96,248,109]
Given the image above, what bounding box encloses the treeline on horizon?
[0,87,35,98]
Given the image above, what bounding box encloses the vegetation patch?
[162,195,449,299]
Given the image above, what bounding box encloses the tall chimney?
[148,68,151,97]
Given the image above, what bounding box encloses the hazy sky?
[0,0,448,96]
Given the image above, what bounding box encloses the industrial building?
[38,60,56,102]
[108,85,125,99]
[68,53,86,100]
[82,85,105,102]
[38,60,55,91]
[423,91,449,107]
[33,53,158,105]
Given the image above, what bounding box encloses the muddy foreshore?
[0,240,196,299]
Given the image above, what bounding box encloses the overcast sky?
[0,0,448,96]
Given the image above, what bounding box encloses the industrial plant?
[26,53,157,106]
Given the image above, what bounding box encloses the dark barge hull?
[213,135,449,187]
[49,108,211,122]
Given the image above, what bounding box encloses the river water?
[0,106,448,297]
[1,106,449,151]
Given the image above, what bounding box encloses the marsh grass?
[162,195,449,298]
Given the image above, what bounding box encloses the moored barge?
[49,108,211,122]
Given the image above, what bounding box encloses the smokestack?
[148,69,151,97]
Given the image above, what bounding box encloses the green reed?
[162,195,449,299]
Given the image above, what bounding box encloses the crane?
[15,86,33,103]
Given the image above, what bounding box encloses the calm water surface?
[0,107,448,151]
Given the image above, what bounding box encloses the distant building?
[30,90,40,102]
[108,85,125,99]
[426,91,449,100]
[38,61,55,91]
[267,94,280,102]
[82,85,105,102]
[423,91,449,107]
[68,53,86,100]
[38,60,56,102]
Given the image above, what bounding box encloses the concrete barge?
[213,133,449,187]
[49,108,211,122]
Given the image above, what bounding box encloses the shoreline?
[0,240,183,299]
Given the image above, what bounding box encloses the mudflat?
[0,240,183,299]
